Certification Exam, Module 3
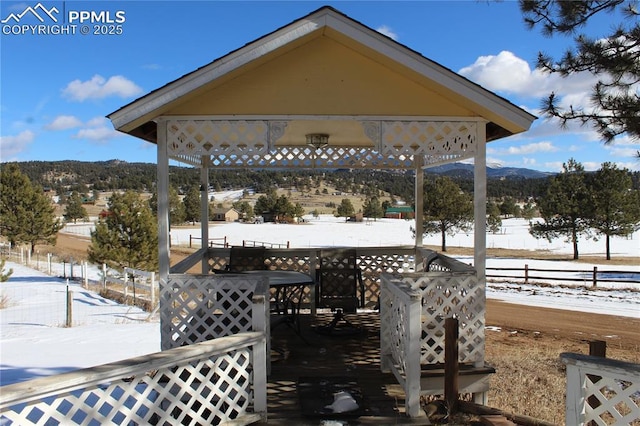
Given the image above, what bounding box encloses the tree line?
[2,158,639,272]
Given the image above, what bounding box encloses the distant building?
[385,206,414,219]
[211,208,240,222]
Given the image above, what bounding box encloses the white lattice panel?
[379,121,477,156]
[563,353,640,425]
[380,280,413,378]
[161,274,268,351]
[0,333,267,426]
[399,272,485,365]
[164,119,478,169]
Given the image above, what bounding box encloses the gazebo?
[107,5,536,422]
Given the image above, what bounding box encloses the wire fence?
[0,245,158,319]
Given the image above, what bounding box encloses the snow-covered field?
[1,215,638,387]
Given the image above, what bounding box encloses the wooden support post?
[589,340,606,358]
[524,264,529,284]
[445,317,459,416]
[587,340,606,425]
[593,266,598,288]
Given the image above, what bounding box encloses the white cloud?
[507,141,558,155]
[74,127,119,141]
[71,116,120,142]
[45,115,82,130]
[376,25,398,40]
[0,130,35,159]
[543,161,565,172]
[582,162,602,172]
[490,141,558,156]
[458,50,597,100]
[62,75,142,102]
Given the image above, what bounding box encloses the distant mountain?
[427,163,553,179]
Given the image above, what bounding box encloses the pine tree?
[421,176,473,252]
[363,195,384,221]
[183,186,201,225]
[487,201,502,234]
[589,162,640,259]
[520,0,640,145]
[0,258,13,282]
[63,191,88,224]
[88,191,158,271]
[336,199,355,221]
[530,159,593,260]
[0,164,61,253]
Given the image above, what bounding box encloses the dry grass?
[485,329,640,424]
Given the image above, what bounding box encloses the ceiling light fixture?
[306,133,329,149]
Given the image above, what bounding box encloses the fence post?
[83,262,88,288]
[592,266,598,288]
[47,253,52,275]
[102,264,107,291]
[150,271,156,308]
[66,281,73,328]
[524,264,529,284]
[189,235,193,248]
[587,340,606,425]
[70,258,74,280]
[445,317,459,417]
[123,270,129,299]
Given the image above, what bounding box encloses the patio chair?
[214,246,267,273]
[314,248,365,335]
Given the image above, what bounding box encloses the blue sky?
[1,1,639,172]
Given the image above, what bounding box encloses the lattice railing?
[204,246,418,310]
[379,255,487,417]
[562,353,640,425]
[161,274,269,351]
[0,332,267,425]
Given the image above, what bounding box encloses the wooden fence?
[188,235,228,248]
[487,264,640,287]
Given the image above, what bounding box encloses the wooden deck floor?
[257,311,433,425]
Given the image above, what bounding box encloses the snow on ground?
[1,216,637,387]
[0,262,159,386]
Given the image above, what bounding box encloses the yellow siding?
[167,35,474,117]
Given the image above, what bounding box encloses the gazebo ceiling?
[108,6,536,166]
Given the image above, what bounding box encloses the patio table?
[242,270,316,336]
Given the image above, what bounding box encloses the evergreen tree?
[363,195,384,221]
[420,176,473,252]
[487,201,502,234]
[149,185,186,226]
[63,191,88,223]
[232,200,255,221]
[520,0,640,145]
[88,191,158,271]
[292,202,306,220]
[183,186,201,225]
[336,199,355,221]
[0,258,13,282]
[530,159,593,260]
[589,162,640,259]
[0,164,61,253]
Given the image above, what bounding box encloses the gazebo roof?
[108,6,535,161]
